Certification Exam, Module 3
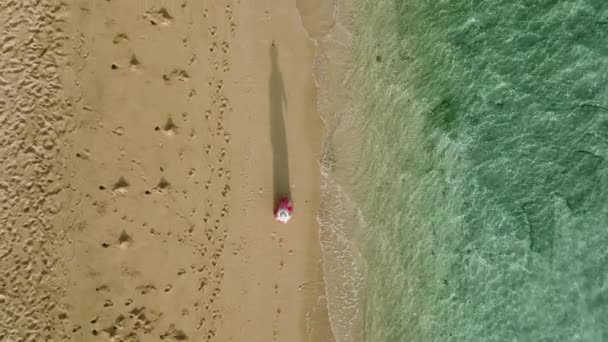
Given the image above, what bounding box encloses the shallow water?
[317,0,608,341]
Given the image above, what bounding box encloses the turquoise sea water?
[317,0,608,341]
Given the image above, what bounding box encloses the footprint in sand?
[160,324,188,341]
[144,7,173,26]
[157,177,170,191]
[118,230,132,248]
[129,55,140,69]
[221,41,229,54]
[225,4,233,21]
[221,184,231,197]
[163,69,190,83]
[112,33,129,44]
[112,177,129,193]
[156,117,178,136]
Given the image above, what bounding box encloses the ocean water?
[316,0,608,341]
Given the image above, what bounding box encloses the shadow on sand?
[269,42,291,208]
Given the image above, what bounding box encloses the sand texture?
[0,0,73,340]
[0,0,334,341]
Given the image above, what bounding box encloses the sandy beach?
[0,0,334,341]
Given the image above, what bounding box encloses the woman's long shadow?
[269,42,291,208]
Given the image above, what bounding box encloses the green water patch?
[352,0,608,341]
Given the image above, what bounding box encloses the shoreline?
[312,0,371,340]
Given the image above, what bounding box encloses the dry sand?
[0,0,335,341]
